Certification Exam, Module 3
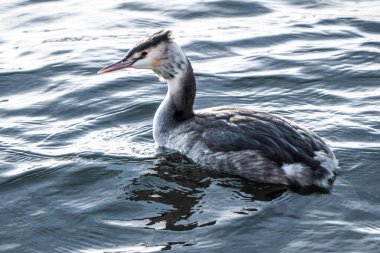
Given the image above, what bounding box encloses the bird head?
[98,30,187,80]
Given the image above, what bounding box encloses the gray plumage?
[163,107,335,186]
[153,55,336,189]
[100,30,338,190]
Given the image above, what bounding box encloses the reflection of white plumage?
[98,30,337,190]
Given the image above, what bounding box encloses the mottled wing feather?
[191,107,330,170]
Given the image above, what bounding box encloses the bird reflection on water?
[122,152,287,231]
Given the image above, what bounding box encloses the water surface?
[1,0,380,252]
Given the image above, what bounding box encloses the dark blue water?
[1,0,380,252]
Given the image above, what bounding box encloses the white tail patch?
[282,151,337,189]
[282,163,313,186]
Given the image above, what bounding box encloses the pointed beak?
[97,59,132,74]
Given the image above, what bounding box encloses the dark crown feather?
[125,30,172,59]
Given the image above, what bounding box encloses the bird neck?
[166,58,196,121]
[153,58,196,145]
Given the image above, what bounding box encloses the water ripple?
[1,0,380,252]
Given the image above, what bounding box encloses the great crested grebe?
[98,30,337,190]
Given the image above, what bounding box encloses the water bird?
[98,30,337,191]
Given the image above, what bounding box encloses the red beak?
[97,60,132,74]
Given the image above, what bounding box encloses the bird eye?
[141,51,148,56]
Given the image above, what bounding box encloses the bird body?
[98,30,337,190]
